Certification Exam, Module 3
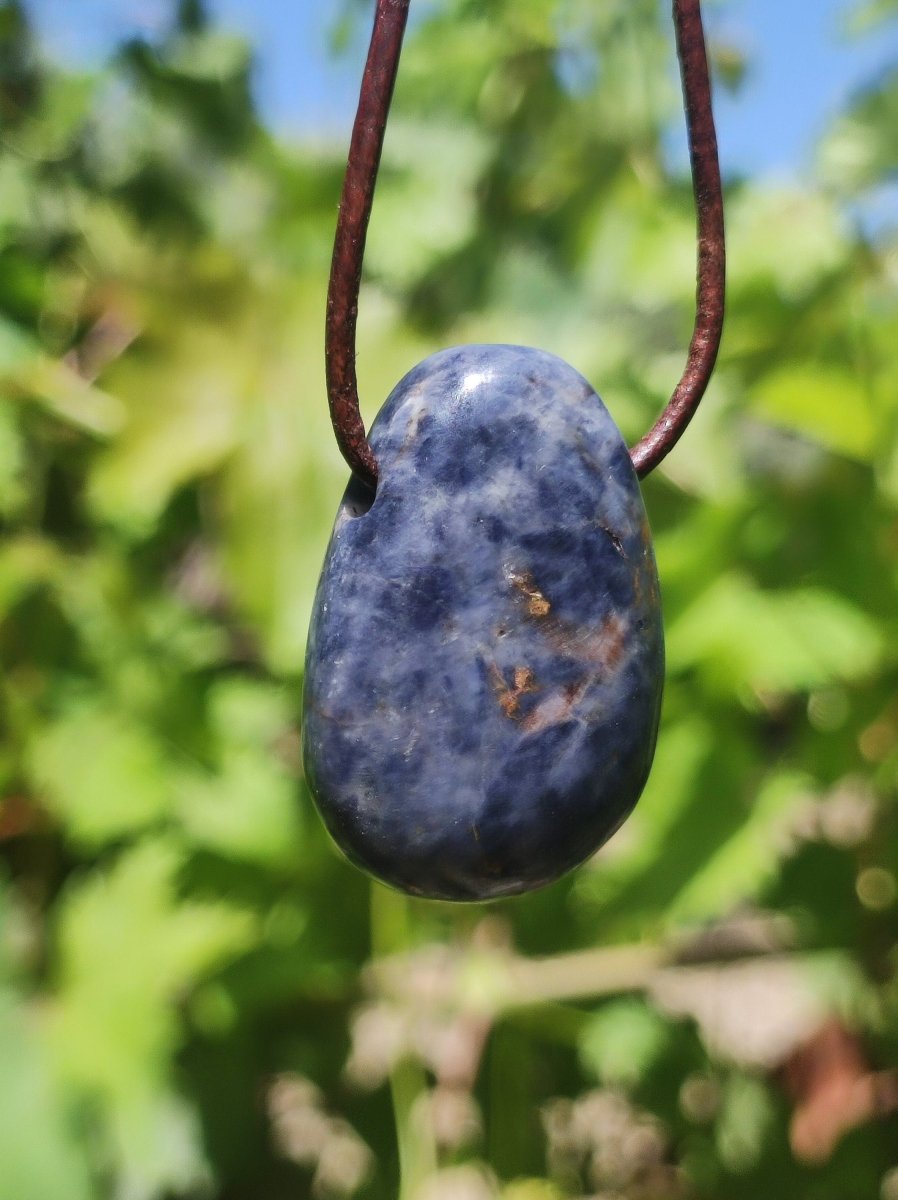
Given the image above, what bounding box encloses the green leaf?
[0,993,93,1200]
[727,186,850,299]
[0,158,34,241]
[365,120,489,287]
[5,74,94,163]
[0,315,39,372]
[666,772,811,924]
[177,678,302,865]
[27,702,174,846]
[178,749,302,867]
[666,573,886,695]
[579,998,671,1086]
[88,332,241,532]
[715,1073,775,1173]
[845,0,898,34]
[0,400,27,516]
[49,838,255,1104]
[164,31,252,81]
[818,68,898,190]
[752,363,876,461]
[22,356,126,436]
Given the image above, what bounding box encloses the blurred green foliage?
[0,0,897,1197]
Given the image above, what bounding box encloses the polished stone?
[303,345,663,900]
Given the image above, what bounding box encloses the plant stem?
[370,885,438,1200]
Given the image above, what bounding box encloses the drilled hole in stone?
[342,473,376,519]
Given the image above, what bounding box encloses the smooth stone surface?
[303,345,663,901]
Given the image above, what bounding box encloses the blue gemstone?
[303,345,664,900]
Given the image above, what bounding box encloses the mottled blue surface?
[303,345,663,900]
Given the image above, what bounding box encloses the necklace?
[304,0,725,901]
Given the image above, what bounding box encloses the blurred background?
[1,0,897,1197]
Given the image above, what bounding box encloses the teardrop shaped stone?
[303,345,663,900]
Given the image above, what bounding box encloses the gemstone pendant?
[303,344,663,901]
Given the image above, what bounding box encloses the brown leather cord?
[325,0,725,488]
[629,0,726,478]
